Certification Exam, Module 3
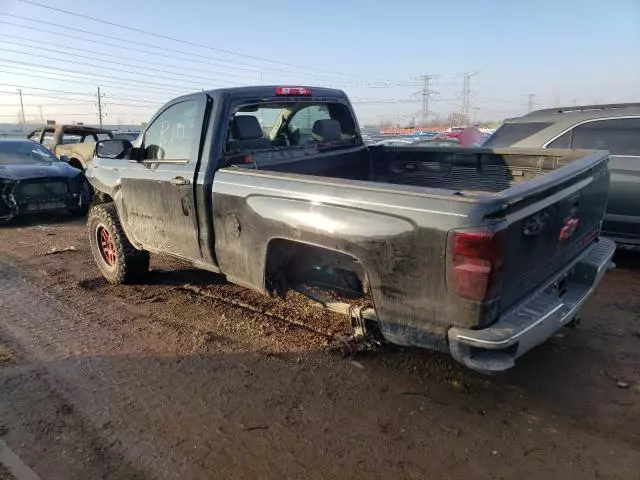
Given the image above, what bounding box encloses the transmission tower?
[415,74,439,127]
[460,72,479,123]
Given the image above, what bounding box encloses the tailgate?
[497,150,610,312]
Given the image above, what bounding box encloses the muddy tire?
[87,203,149,284]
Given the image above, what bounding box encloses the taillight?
[446,226,507,302]
[275,87,311,96]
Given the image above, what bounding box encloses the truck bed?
[224,145,609,326]
[252,145,592,195]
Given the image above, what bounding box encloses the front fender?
[87,161,142,250]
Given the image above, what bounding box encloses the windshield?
[226,101,358,155]
[0,141,59,165]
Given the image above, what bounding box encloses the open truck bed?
[217,145,613,371]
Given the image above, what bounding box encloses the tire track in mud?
[177,284,337,339]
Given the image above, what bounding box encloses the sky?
[0,0,638,127]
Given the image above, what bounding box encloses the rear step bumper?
[447,237,616,374]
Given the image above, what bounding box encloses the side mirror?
[96,139,133,159]
[59,154,70,163]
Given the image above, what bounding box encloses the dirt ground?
[0,214,639,480]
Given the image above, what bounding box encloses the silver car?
[485,103,640,249]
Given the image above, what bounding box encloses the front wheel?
[87,203,149,284]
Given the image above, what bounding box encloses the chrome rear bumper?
[448,237,616,374]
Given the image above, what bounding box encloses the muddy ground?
[0,214,639,479]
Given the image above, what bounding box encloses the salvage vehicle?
[484,103,640,248]
[28,124,113,171]
[0,139,89,221]
[86,86,615,373]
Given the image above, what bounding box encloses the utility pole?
[18,89,25,124]
[553,94,560,107]
[413,74,439,127]
[96,86,104,127]
[526,93,536,113]
[460,72,479,124]
[38,105,44,122]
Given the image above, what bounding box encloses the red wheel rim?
[97,226,116,266]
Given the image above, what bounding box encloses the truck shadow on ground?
[613,249,640,270]
[88,265,640,457]
[9,344,638,480]
[0,212,85,228]
[145,267,227,287]
[11,244,636,478]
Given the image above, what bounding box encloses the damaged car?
[0,139,90,222]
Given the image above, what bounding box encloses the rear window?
[226,101,358,155]
[483,122,552,147]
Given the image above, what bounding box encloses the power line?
[0,21,415,88]
[0,60,197,95]
[0,88,165,106]
[0,112,94,117]
[13,0,415,86]
[0,84,169,104]
[0,35,256,85]
[0,45,232,90]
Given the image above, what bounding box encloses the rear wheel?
[87,203,149,284]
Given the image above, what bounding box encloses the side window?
[42,130,55,149]
[83,135,96,143]
[28,130,42,142]
[571,118,640,156]
[547,130,571,148]
[62,133,82,144]
[96,133,111,141]
[143,100,198,160]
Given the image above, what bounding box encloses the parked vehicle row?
[84,85,615,374]
[365,126,486,148]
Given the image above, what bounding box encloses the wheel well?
[68,157,84,170]
[264,239,368,299]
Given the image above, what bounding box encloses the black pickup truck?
[86,86,615,373]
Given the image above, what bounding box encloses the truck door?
[569,117,640,242]
[119,97,206,261]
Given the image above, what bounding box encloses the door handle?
[170,176,190,186]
